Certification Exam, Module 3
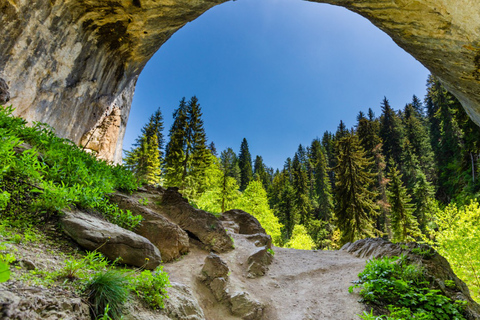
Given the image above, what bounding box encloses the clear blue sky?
[124,0,430,170]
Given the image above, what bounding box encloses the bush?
[129,266,171,309]
[85,270,129,320]
[350,255,467,320]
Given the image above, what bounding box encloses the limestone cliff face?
[2,0,480,161]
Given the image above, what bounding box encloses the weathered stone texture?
[3,0,480,161]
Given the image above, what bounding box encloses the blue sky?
[124,0,430,170]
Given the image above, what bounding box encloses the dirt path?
[164,233,367,320]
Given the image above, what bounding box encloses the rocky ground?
[1,186,478,320]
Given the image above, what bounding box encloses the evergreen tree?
[164,96,210,198]
[379,97,405,165]
[254,155,270,190]
[334,131,379,245]
[387,163,421,242]
[308,139,333,221]
[426,76,464,202]
[164,98,189,187]
[220,148,241,212]
[412,171,435,232]
[125,107,164,184]
[322,131,336,190]
[271,171,296,240]
[372,143,391,237]
[208,141,217,156]
[335,120,348,140]
[357,112,381,159]
[238,138,253,191]
[134,107,164,161]
[292,152,312,225]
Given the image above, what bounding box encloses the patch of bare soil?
[164,232,367,320]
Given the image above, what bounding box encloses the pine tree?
[124,107,164,184]
[238,138,253,191]
[164,96,210,197]
[387,163,421,242]
[379,97,405,165]
[253,155,270,190]
[270,171,296,240]
[322,131,336,190]
[308,139,333,221]
[164,98,189,187]
[412,171,435,232]
[220,148,241,212]
[334,131,379,245]
[357,112,381,159]
[292,152,312,226]
[135,107,164,161]
[208,141,218,156]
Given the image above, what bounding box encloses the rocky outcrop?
[163,282,206,320]
[0,281,89,320]
[246,247,273,278]
[199,253,230,302]
[109,192,190,262]
[229,291,264,320]
[342,238,480,320]
[157,188,234,253]
[3,1,480,161]
[60,209,162,269]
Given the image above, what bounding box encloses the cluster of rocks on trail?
[2,186,479,319]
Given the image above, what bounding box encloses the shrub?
[85,270,129,320]
[350,255,467,320]
[129,266,171,309]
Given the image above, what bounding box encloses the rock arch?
[1,0,480,162]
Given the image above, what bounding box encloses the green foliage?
[235,180,283,245]
[0,105,140,230]
[424,201,480,301]
[285,224,315,250]
[334,131,379,245]
[387,163,421,242]
[129,266,171,309]
[351,255,467,320]
[0,260,10,282]
[238,138,253,191]
[85,270,129,320]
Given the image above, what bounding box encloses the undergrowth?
[350,255,467,320]
[0,105,170,318]
[0,105,141,230]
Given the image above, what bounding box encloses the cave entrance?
[125,0,429,169]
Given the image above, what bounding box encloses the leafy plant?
[350,255,467,320]
[129,266,170,309]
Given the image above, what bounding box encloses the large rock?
[229,292,264,320]
[3,1,480,161]
[60,209,162,269]
[199,253,230,302]
[342,238,480,320]
[246,246,273,278]
[221,209,267,235]
[109,192,190,262]
[157,188,234,253]
[163,282,206,320]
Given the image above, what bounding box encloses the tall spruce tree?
[254,155,270,190]
[164,98,189,186]
[387,163,421,242]
[379,97,405,165]
[220,148,241,212]
[334,131,379,245]
[292,152,312,225]
[308,139,333,221]
[238,138,253,191]
[125,108,164,184]
[164,96,210,196]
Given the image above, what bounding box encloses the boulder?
[157,188,234,253]
[109,192,189,262]
[200,253,229,282]
[0,78,10,105]
[342,238,480,320]
[60,209,161,269]
[229,291,264,320]
[246,247,273,278]
[244,233,272,249]
[163,282,206,320]
[221,210,266,235]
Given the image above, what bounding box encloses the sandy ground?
[164,232,367,320]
